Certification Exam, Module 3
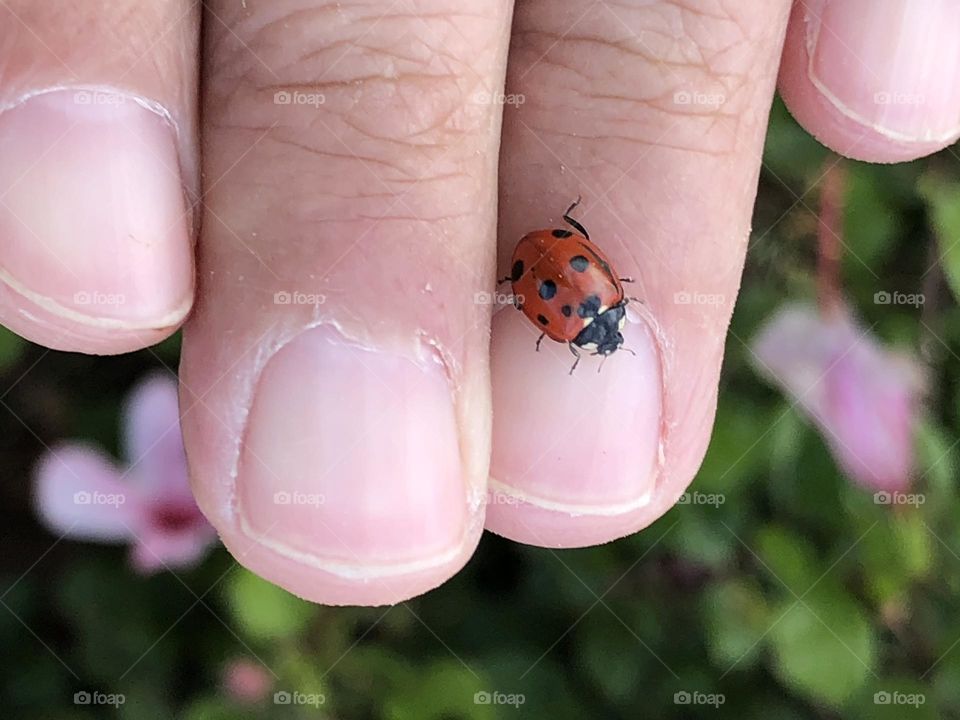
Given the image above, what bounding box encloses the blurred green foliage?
[2,96,960,719]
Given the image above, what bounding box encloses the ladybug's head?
[596,330,625,356]
[572,303,627,356]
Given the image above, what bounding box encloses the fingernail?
[0,89,192,329]
[489,309,662,521]
[807,0,960,143]
[236,325,468,578]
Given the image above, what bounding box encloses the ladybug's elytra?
[501,197,637,374]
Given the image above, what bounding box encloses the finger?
[487,0,792,546]
[181,0,512,605]
[778,0,960,163]
[0,2,198,353]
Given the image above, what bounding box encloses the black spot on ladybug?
[570,255,589,272]
[561,304,572,317]
[510,260,524,282]
[552,229,573,238]
[578,244,613,276]
[537,314,549,325]
[577,294,601,318]
[539,279,557,300]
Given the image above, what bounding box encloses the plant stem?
[817,158,846,316]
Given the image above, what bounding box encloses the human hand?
[2,0,956,604]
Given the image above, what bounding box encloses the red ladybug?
[501,197,636,373]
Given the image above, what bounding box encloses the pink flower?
[751,302,923,493]
[222,658,272,704]
[34,373,216,573]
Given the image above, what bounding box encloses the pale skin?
[1,0,956,604]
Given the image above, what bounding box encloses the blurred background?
[2,97,958,719]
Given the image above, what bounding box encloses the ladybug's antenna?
[562,197,590,240]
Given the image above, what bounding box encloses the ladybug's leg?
[562,197,590,241]
[535,332,546,352]
[567,343,581,375]
[619,276,635,283]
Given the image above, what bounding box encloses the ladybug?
[501,197,637,373]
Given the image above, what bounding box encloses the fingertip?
[0,89,194,353]
[215,520,483,607]
[778,0,960,163]
[182,323,488,606]
[486,308,665,547]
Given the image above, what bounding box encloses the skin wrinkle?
[300,40,434,65]
[519,112,740,158]
[508,9,750,158]
[208,81,486,188]
[512,31,721,71]
[209,4,493,85]
[263,134,418,177]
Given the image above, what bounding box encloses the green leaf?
[670,509,736,570]
[579,613,646,702]
[754,525,819,595]
[696,397,772,496]
[917,419,957,506]
[224,570,314,642]
[384,662,498,720]
[702,578,770,669]
[843,164,900,271]
[858,513,932,604]
[920,173,960,302]
[768,587,876,706]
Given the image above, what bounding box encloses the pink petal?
[752,303,921,492]
[34,445,144,541]
[121,372,191,500]
[823,339,916,492]
[128,516,217,575]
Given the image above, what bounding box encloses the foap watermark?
[487,491,522,507]
[273,90,326,108]
[274,690,326,707]
[74,490,125,508]
[874,91,925,107]
[273,491,326,508]
[73,90,125,107]
[274,291,326,306]
[474,290,523,307]
[874,290,924,308]
[874,491,925,507]
[677,491,725,508]
[474,690,525,708]
[74,690,125,708]
[674,291,724,306]
[674,690,725,708]
[471,90,525,106]
[74,291,126,307]
[874,690,925,707]
[673,90,725,108]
